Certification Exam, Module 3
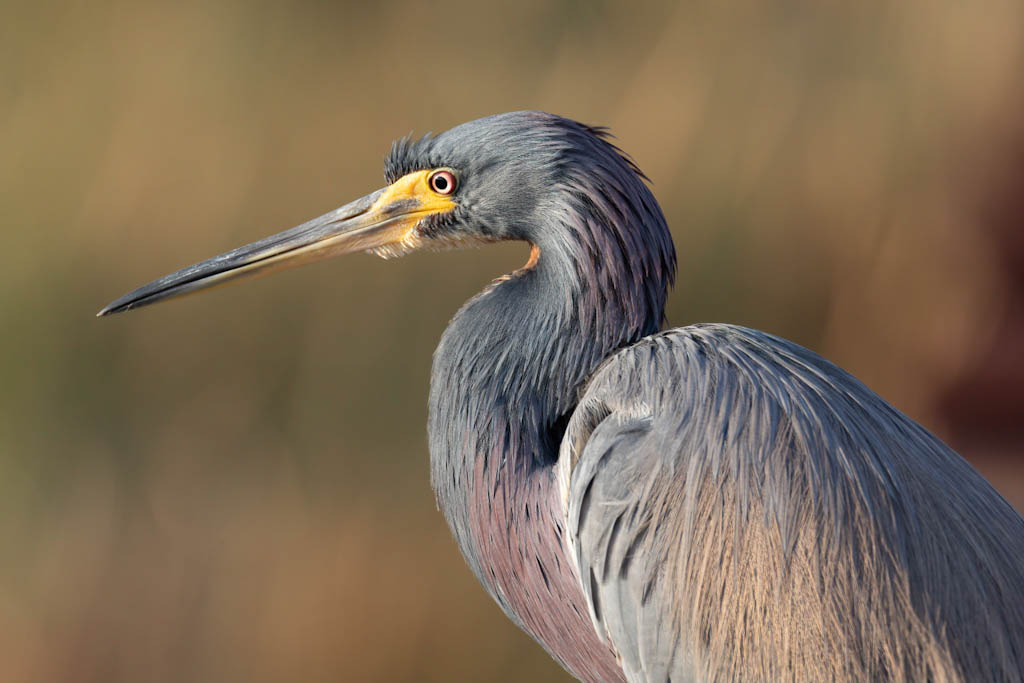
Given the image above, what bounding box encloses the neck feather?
[426,170,674,678]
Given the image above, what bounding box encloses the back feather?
[562,324,1024,682]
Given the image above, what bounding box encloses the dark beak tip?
[97,300,129,317]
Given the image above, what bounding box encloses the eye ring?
[429,169,457,195]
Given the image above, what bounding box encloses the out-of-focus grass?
[1,1,1022,681]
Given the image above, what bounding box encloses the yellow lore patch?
[365,169,459,258]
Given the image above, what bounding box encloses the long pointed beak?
[97,170,453,317]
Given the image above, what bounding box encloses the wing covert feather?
[561,324,1024,683]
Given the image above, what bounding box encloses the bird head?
[98,111,665,316]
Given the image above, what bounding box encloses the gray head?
[98,111,674,321]
[386,112,664,247]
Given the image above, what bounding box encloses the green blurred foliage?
[1,0,1022,680]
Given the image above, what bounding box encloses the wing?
[558,324,1024,683]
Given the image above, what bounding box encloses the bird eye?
[429,170,457,195]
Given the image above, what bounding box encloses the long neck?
[428,233,665,554]
[427,165,674,678]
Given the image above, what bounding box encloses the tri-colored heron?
[100,112,1024,682]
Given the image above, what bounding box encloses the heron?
[99,111,1024,682]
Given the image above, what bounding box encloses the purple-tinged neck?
[426,141,674,680]
[427,254,627,680]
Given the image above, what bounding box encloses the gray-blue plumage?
[564,325,1024,681]
[415,113,1024,682]
[100,111,1024,682]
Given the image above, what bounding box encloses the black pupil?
[434,174,449,192]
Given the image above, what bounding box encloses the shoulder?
[583,323,870,405]
[561,323,907,471]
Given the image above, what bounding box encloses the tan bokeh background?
[2,1,1023,681]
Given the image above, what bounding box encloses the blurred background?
[2,0,1023,681]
